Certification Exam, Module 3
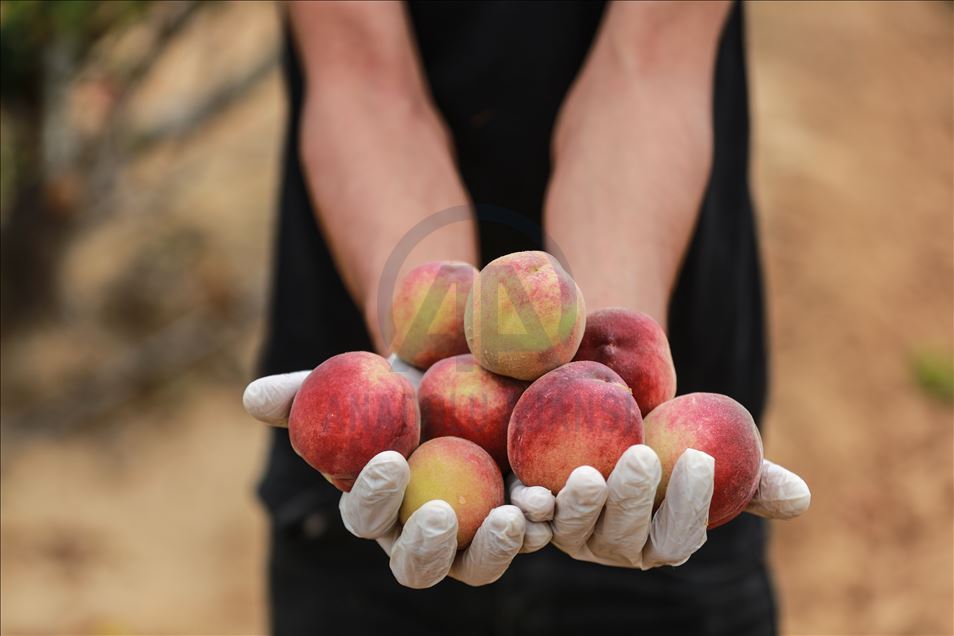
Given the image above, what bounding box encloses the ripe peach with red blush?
[508,360,643,493]
[644,392,763,528]
[418,354,528,473]
[465,251,586,381]
[573,308,676,415]
[288,351,420,492]
[391,261,478,369]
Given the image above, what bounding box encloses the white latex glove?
[510,444,810,569]
[243,355,539,588]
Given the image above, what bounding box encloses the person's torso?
[259,1,768,566]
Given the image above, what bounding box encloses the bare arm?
[288,2,477,351]
[545,1,731,326]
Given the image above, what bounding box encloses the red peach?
[288,352,420,492]
[643,393,763,528]
[390,261,478,369]
[399,436,505,547]
[573,308,677,414]
[418,354,528,473]
[465,251,586,381]
[508,361,643,493]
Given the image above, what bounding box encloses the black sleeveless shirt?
[258,1,768,565]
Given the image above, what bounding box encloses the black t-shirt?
[258,1,768,564]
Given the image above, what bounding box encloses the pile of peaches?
[289,251,763,547]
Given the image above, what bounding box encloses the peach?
[643,393,763,528]
[465,251,586,381]
[390,260,478,369]
[573,308,677,414]
[508,361,643,492]
[288,352,420,492]
[399,436,504,547]
[418,354,528,473]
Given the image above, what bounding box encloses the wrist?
[364,295,389,357]
[581,288,669,333]
[544,196,671,330]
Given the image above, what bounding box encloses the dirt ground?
[749,2,953,634]
[1,2,952,634]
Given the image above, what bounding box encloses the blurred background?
[0,1,951,634]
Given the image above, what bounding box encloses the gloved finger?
[387,354,425,391]
[339,451,410,539]
[521,520,552,554]
[746,459,811,519]
[242,370,311,426]
[388,500,458,589]
[642,449,713,568]
[507,475,555,522]
[588,445,661,567]
[551,466,608,553]
[450,505,525,586]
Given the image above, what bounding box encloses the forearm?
[289,2,477,351]
[545,1,730,326]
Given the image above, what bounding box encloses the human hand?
[509,444,810,569]
[243,356,544,588]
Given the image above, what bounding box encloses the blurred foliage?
[0,108,15,211]
[99,227,208,338]
[1,0,275,346]
[911,348,954,405]
[0,0,148,107]
[0,0,185,336]
[0,0,276,437]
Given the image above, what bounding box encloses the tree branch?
[129,49,279,151]
[111,1,204,114]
